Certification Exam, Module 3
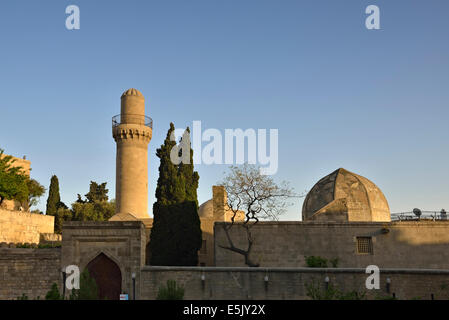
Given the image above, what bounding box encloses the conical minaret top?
[111,88,152,220]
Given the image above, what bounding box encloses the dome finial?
[121,88,143,98]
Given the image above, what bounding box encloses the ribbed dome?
[302,168,390,222]
[121,88,143,98]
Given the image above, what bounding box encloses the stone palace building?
[1,89,449,300]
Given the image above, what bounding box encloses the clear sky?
[1,0,448,220]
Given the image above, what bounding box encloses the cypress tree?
[46,175,60,216]
[179,127,199,204]
[177,127,201,265]
[150,123,179,265]
[150,123,202,266]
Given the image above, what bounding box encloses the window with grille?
[356,237,373,254]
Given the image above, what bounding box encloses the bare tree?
[218,164,301,267]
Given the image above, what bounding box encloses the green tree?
[0,149,29,206]
[46,175,61,216]
[54,207,73,234]
[71,200,115,222]
[85,181,108,203]
[53,181,115,233]
[178,128,199,205]
[153,123,183,205]
[150,123,202,266]
[26,178,45,209]
[69,269,98,300]
[71,181,115,221]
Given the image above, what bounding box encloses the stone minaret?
[112,88,152,219]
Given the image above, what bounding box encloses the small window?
[200,240,207,254]
[356,237,373,254]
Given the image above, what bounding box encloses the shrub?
[305,256,328,268]
[375,294,397,300]
[156,280,184,300]
[329,258,339,268]
[69,269,98,300]
[305,279,366,300]
[14,243,61,249]
[17,293,28,300]
[45,283,62,300]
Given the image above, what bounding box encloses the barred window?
[356,237,373,254]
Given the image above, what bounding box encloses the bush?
[329,258,339,268]
[45,283,62,300]
[156,280,185,300]
[305,279,366,300]
[17,293,28,300]
[15,243,61,249]
[305,256,340,268]
[69,269,98,300]
[305,256,328,268]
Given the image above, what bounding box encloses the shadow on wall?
[213,221,449,269]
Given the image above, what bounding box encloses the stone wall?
[140,266,449,300]
[0,208,55,244]
[214,221,449,269]
[61,221,146,298]
[0,248,61,300]
[197,219,215,266]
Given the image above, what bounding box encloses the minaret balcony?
[112,114,153,128]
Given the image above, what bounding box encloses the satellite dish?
[413,208,422,218]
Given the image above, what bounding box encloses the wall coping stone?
[214,221,449,227]
[141,266,449,275]
[63,221,144,229]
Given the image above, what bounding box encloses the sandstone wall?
[61,221,146,298]
[0,248,61,300]
[0,208,55,244]
[140,266,449,300]
[214,221,449,269]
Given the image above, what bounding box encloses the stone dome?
[302,168,390,222]
[121,88,143,98]
[198,199,214,219]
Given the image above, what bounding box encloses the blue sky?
[0,0,448,220]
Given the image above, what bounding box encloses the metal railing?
[112,114,153,128]
[391,210,447,221]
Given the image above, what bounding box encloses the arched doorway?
[86,253,122,300]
